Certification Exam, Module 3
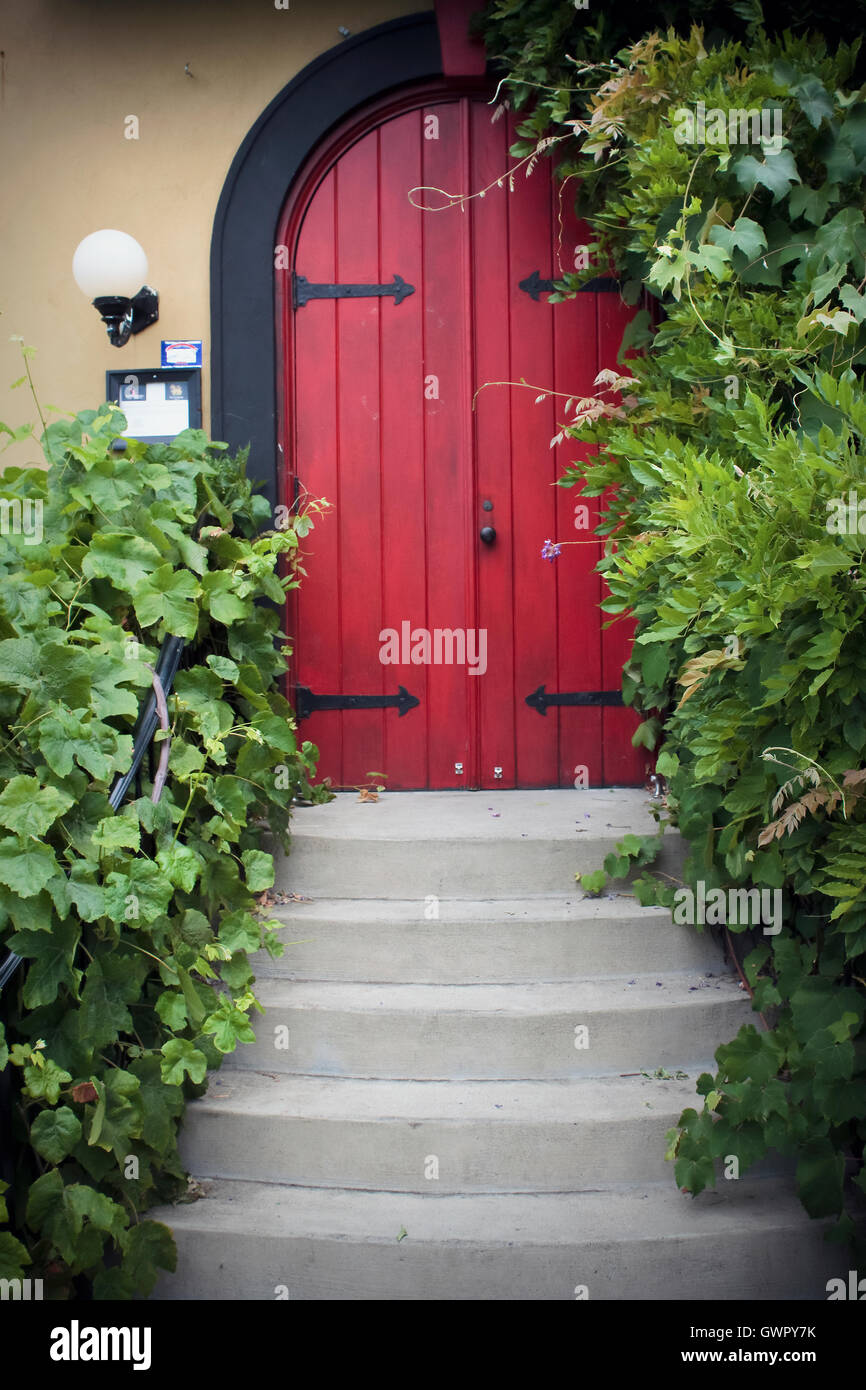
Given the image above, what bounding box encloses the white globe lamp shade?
[72,230,149,300]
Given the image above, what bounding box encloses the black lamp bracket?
[92,285,159,347]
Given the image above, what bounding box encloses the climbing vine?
[0,382,330,1297]
[479,0,866,1250]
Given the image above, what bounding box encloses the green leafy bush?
[480,3,866,1247]
[0,400,329,1296]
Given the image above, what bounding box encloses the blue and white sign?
[161,339,203,368]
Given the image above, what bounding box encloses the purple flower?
[541,539,562,562]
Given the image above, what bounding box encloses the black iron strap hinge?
[293,272,415,309]
[526,684,624,715]
[519,270,621,301]
[296,685,420,720]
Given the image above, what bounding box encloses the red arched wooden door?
[277,90,644,791]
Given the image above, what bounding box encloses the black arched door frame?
[210,12,447,513]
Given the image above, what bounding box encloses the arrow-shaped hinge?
[295,685,420,720]
[518,270,622,301]
[525,685,624,715]
[293,272,415,309]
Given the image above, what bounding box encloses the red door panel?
[335,134,385,786]
[379,113,429,791]
[505,117,560,791]
[471,101,515,789]
[552,175,604,792]
[292,170,343,780]
[420,101,476,789]
[280,93,642,790]
[598,292,647,787]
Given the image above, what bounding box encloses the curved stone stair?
[151,791,838,1300]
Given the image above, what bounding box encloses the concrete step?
[153,787,830,1303]
[233,972,751,1079]
[178,1069,711,1190]
[255,895,722,983]
[151,1178,838,1301]
[276,790,686,899]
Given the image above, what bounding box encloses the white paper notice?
[119,396,190,438]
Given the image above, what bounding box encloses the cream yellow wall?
[0,0,430,467]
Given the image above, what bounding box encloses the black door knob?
[480,526,496,545]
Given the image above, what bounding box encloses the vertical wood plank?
[334,129,385,787]
[597,290,645,787]
[292,171,342,786]
[551,180,604,789]
[471,101,515,789]
[379,109,429,787]
[421,98,474,788]
[507,123,559,789]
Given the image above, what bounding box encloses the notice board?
[106,367,202,444]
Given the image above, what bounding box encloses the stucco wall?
[0,0,429,466]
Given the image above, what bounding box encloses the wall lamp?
[72,229,159,347]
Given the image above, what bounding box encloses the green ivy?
[480,1,866,1249]
[0,398,330,1296]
